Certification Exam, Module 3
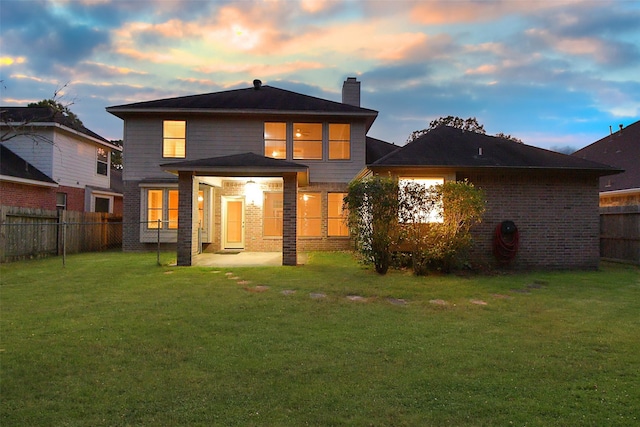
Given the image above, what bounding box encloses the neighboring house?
[107,78,618,269]
[573,120,639,264]
[367,126,621,269]
[572,120,639,207]
[107,78,378,265]
[0,107,123,214]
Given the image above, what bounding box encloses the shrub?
[344,176,399,274]
[399,180,486,274]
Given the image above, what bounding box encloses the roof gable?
[366,136,399,164]
[0,144,57,184]
[573,120,639,191]
[106,84,378,129]
[371,126,621,175]
[1,106,110,144]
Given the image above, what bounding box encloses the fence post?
[62,221,67,268]
[157,219,161,266]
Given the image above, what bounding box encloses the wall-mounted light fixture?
[245,179,261,206]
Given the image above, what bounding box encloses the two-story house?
[108,78,619,269]
[0,106,123,214]
[107,78,378,265]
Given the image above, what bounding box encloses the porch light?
[245,180,261,205]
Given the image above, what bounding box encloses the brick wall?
[59,185,85,212]
[0,181,57,210]
[459,170,601,269]
[0,182,88,213]
[122,180,144,251]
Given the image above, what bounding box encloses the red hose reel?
[493,220,519,264]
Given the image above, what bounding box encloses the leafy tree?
[495,132,523,143]
[110,140,123,170]
[344,175,400,274]
[406,116,486,143]
[1,83,80,144]
[27,98,83,128]
[407,116,525,145]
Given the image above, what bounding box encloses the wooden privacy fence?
[0,206,122,263]
[600,205,640,264]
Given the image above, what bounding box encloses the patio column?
[177,171,197,266]
[282,172,298,266]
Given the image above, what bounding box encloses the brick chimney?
[342,77,360,107]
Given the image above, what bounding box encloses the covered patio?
[161,153,309,267]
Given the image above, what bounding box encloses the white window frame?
[92,195,113,213]
[96,147,109,176]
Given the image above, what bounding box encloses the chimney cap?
[253,79,262,90]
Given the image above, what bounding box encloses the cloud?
[0,0,109,74]
[409,0,578,25]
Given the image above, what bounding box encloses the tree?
[27,98,83,128]
[406,116,486,143]
[1,83,79,144]
[406,116,524,144]
[344,175,400,274]
[110,140,123,170]
[495,132,523,143]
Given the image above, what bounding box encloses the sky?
[1,0,639,152]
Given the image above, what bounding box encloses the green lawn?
[1,252,639,426]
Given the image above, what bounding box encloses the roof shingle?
[371,126,621,175]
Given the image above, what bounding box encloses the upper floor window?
[293,123,322,160]
[329,124,350,160]
[264,122,286,159]
[163,120,186,158]
[96,147,108,175]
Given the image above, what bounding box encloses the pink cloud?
[411,0,580,24]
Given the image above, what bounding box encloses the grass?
[1,252,639,426]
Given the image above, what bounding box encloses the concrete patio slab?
[193,252,306,267]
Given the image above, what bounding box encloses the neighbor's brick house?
[107,78,617,269]
[0,107,123,214]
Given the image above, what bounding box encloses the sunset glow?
[1,0,638,150]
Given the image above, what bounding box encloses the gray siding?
[122,115,368,184]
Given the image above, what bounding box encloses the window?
[328,193,349,236]
[263,192,283,237]
[264,122,286,159]
[148,190,164,228]
[293,123,322,160]
[56,192,67,211]
[298,192,321,237]
[399,178,445,223]
[147,189,180,229]
[168,190,179,229]
[96,147,108,175]
[163,120,186,158]
[329,124,350,160]
[95,197,110,213]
